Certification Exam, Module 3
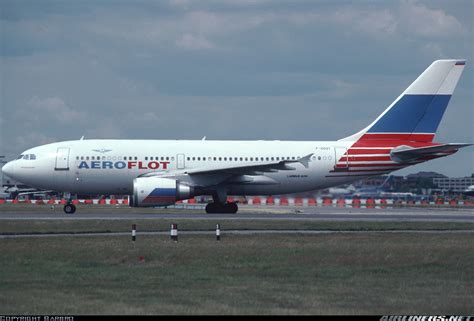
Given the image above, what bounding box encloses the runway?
[0,205,473,222]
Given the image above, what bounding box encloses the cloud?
[14,132,57,152]
[176,33,216,50]
[26,96,86,123]
[399,1,465,38]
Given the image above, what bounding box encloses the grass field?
[1,218,474,235]
[1,221,473,314]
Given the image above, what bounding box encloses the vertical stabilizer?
[340,60,466,143]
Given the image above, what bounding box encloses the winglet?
[297,153,314,168]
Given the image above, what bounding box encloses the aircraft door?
[55,147,70,170]
[334,147,348,170]
[177,153,185,169]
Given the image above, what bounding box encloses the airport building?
[433,175,474,192]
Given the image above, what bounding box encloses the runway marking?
[1,229,473,238]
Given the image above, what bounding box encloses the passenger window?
[187,157,190,161]
[134,157,138,160]
[145,157,148,161]
[218,157,222,161]
[166,157,169,161]
[197,157,201,161]
[86,156,89,160]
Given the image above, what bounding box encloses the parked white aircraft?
[1,60,471,214]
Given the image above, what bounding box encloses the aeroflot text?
[78,161,171,170]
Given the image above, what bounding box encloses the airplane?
[325,184,356,197]
[353,175,394,198]
[0,187,10,199]
[0,185,43,199]
[463,185,474,197]
[1,59,471,214]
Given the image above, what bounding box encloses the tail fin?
[340,59,466,143]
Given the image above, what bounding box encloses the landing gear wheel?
[64,204,76,214]
[227,202,238,214]
[205,202,238,214]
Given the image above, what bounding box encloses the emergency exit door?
[55,147,70,170]
[177,153,185,169]
[334,147,348,170]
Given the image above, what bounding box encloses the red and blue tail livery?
[344,59,466,143]
[334,60,469,178]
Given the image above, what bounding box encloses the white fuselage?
[6,139,358,196]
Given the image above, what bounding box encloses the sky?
[0,0,473,177]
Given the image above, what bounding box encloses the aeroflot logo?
[78,161,170,170]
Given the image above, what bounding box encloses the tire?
[64,204,76,214]
[205,202,238,214]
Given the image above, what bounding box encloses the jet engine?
[130,177,194,207]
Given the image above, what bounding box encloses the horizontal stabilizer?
[390,143,472,163]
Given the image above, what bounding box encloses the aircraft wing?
[186,153,313,175]
[391,143,472,163]
[139,154,314,186]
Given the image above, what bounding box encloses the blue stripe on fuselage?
[368,94,451,133]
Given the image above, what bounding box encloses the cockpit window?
[18,154,36,160]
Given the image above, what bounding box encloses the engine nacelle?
[131,177,194,207]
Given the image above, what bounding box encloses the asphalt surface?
[0,205,473,222]
[2,229,473,239]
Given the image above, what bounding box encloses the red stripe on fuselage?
[339,156,392,162]
[352,140,440,148]
[359,133,435,142]
[335,163,406,168]
[347,149,392,155]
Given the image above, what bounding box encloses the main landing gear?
[63,203,76,214]
[205,202,238,214]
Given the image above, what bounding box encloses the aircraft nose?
[1,161,14,178]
